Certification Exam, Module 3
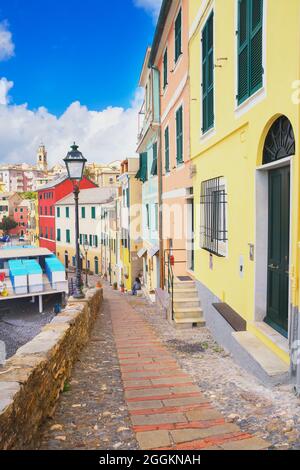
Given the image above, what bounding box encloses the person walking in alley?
[132,277,141,296]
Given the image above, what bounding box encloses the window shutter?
[250,0,263,94]
[163,49,168,88]
[238,0,249,104]
[175,9,182,62]
[176,107,183,164]
[165,127,170,172]
[202,13,214,133]
[151,143,158,176]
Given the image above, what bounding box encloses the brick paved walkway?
[110,290,270,451]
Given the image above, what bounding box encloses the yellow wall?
[57,244,101,275]
[189,0,300,362]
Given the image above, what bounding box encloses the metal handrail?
[166,255,174,321]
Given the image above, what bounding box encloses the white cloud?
[0,21,15,61]
[0,77,13,105]
[0,78,142,166]
[134,0,162,20]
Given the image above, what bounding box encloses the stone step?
[173,299,200,309]
[173,289,198,298]
[174,310,204,320]
[173,281,196,289]
[173,317,206,329]
[232,331,289,380]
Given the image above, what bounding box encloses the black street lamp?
[63,143,87,299]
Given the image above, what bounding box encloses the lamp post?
[83,239,90,288]
[63,143,87,299]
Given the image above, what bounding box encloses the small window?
[176,106,183,164]
[163,48,168,89]
[200,177,228,257]
[91,207,96,219]
[81,207,86,219]
[175,8,182,63]
[66,229,71,244]
[66,207,70,218]
[57,207,60,218]
[89,234,93,247]
[146,204,150,228]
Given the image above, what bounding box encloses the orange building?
[149,0,194,281]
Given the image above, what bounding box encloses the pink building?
[150,0,194,277]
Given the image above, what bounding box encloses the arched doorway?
[258,116,295,337]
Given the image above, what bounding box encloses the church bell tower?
[37,144,48,172]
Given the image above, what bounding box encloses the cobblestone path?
[38,285,270,450]
[37,288,138,450]
[109,290,270,451]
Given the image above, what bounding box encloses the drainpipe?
[151,65,164,290]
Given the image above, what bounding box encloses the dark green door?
[266,167,290,337]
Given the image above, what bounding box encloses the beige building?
[55,187,117,275]
[86,161,121,188]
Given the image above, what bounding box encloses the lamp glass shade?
[83,240,89,252]
[64,143,87,181]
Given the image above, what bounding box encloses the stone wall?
[0,287,103,450]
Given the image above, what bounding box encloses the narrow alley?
[36,285,300,451]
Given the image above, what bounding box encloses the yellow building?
[119,158,143,292]
[99,200,119,285]
[189,0,300,388]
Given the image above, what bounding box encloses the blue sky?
[0,0,162,165]
[0,0,158,115]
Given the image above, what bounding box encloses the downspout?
[151,65,164,290]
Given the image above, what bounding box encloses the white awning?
[149,246,159,257]
[137,247,147,258]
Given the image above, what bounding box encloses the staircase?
[171,278,205,329]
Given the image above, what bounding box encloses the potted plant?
[113,281,118,290]
[120,282,125,293]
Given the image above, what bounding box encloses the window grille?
[200,177,227,257]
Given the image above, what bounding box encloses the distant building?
[0,145,63,193]
[0,192,22,223]
[86,161,121,188]
[37,175,97,253]
[55,187,117,274]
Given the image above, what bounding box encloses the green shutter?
[151,143,158,176]
[80,234,82,245]
[57,229,61,242]
[81,207,85,218]
[139,152,148,183]
[238,0,250,104]
[175,9,182,62]
[89,234,93,246]
[66,230,70,243]
[202,12,214,133]
[165,127,170,172]
[163,49,168,88]
[238,0,263,104]
[176,107,183,164]
[91,207,96,219]
[66,207,69,218]
[57,207,60,218]
[126,188,130,207]
[94,235,98,247]
[250,0,263,94]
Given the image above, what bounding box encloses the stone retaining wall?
[0,287,103,450]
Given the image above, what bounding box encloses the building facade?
[150,0,193,281]
[38,175,97,253]
[189,0,300,387]
[136,47,161,300]
[0,193,22,223]
[119,158,143,292]
[56,188,117,275]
